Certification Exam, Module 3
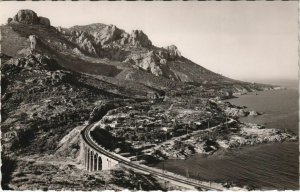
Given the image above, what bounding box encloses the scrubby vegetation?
[1,9,286,190]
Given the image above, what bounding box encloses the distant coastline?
[245,79,298,90]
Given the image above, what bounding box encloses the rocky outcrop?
[9,54,61,71]
[223,102,261,118]
[38,16,51,27]
[62,25,174,77]
[218,123,298,149]
[78,38,98,57]
[98,25,123,45]
[130,51,163,76]
[7,17,12,24]
[55,125,84,159]
[11,10,51,27]
[129,30,152,48]
[249,110,261,116]
[68,31,98,56]
[13,9,39,25]
[126,48,182,78]
[164,45,181,60]
[225,107,248,118]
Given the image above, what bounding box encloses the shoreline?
[147,89,298,190]
[140,120,297,162]
[151,141,299,190]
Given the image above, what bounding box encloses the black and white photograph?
[0,1,299,191]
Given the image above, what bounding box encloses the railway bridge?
[79,123,121,171]
[79,123,223,190]
[80,141,118,171]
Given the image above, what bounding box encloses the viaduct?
[79,123,222,190]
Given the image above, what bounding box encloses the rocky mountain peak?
[3,9,265,89]
[99,24,123,45]
[9,9,51,27]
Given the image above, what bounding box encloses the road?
[81,123,223,191]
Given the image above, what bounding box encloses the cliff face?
[58,24,177,79]
[57,24,194,81]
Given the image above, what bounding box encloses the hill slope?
[2,9,275,95]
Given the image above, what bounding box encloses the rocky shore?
[143,121,297,161]
[89,98,297,162]
[218,123,297,148]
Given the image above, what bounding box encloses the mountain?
[1,9,277,190]
[2,10,274,95]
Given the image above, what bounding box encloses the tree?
[1,154,17,189]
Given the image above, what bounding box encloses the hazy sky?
[0,1,298,82]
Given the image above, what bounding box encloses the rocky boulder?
[12,9,51,27]
[38,16,51,27]
[13,9,39,25]
[164,45,181,60]
[225,107,249,118]
[249,110,261,116]
[120,33,130,45]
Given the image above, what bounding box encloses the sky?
[0,1,298,82]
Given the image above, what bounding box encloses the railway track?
[82,124,222,191]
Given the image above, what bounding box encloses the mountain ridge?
[2,9,275,96]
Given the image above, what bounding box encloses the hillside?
[1,9,280,190]
[2,10,275,94]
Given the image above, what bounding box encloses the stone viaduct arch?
[80,139,118,172]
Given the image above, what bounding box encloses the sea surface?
[154,85,299,190]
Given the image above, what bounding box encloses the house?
[160,127,173,132]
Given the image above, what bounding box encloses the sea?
[154,80,299,190]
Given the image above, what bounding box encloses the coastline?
[138,88,298,162]
[141,115,297,162]
[151,88,299,190]
[152,142,298,190]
